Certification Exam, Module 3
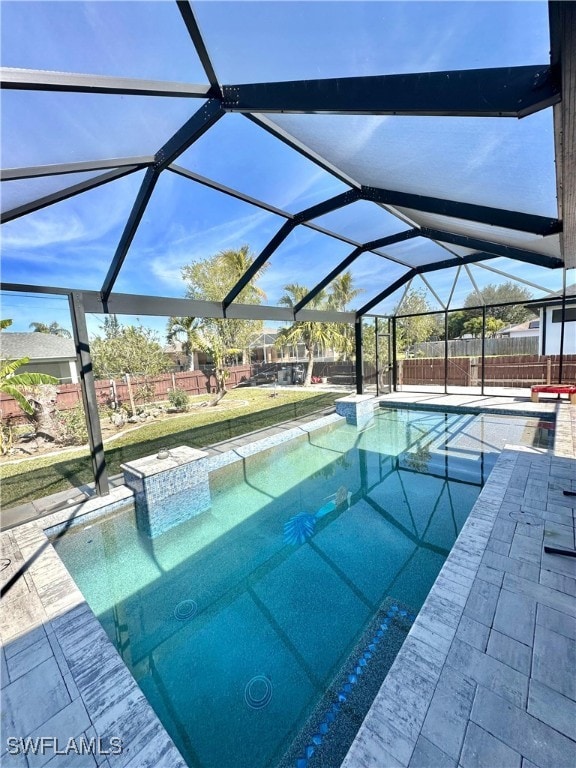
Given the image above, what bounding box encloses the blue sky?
[0,0,566,339]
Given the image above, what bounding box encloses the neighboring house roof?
[499,320,540,335]
[530,284,576,309]
[0,332,76,361]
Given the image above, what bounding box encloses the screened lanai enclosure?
[1,1,575,500]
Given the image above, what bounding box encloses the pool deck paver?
[343,400,576,768]
[1,395,575,767]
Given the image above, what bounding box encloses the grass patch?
[1,389,340,509]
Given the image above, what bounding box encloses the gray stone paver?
[460,721,522,768]
[344,401,576,768]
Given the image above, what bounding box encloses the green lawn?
[1,388,340,509]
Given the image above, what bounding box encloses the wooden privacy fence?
[409,336,539,358]
[0,366,253,420]
[399,354,576,388]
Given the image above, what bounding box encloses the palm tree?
[166,316,203,370]
[276,284,335,386]
[29,321,71,338]
[328,271,363,311]
[328,271,363,361]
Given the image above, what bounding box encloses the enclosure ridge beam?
[356,271,416,317]
[364,229,420,251]
[294,228,417,313]
[419,228,564,268]
[101,101,225,301]
[101,168,159,302]
[361,186,562,236]
[223,65,559,117]
[154,99,225,170]
[176,1,222,96]
[0,67,211,98]
[292,189,360,223]
[222,220,296,309]
[246,114,361,189]
[1,157,155,181]
[414,252,495,274]
[223,190,360,310]
[0,166,141,224]
[294,247,364,313]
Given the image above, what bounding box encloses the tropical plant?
[328,272,364,361]
[1,319,61,449]
[29,321,71,338]
[166,316,203,370]
[276,285,335,386]
[1,320,59,415]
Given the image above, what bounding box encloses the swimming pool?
[53,408,553,768]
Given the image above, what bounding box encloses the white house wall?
[540,305,576,355]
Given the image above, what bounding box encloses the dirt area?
[1,396,253,464]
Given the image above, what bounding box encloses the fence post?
[546,357,552,385]
[125,373,136,416]
[470,357,479,387]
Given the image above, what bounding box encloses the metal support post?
[392,317,398,391]
[355,318,363,395]
[481,306,486,395]
[69,292,110,496]
[444,311,449,394]
[559,271,566,384]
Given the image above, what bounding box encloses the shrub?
[167,388,190,411]
[56,404,88,445]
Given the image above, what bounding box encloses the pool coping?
[2,402,573,768]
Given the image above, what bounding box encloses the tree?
[328,272,364,361]
[1,320,60,448]
[91,323,171,379]
[181,246,267,367]
[394,288,438,353]
[464,282,534,325]
[276,284,335,386]
[166,316,203,370]
[29,321,71,338]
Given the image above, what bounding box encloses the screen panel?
[116,170,287,299]
[1,91,201,167]
[266,109,557,217]
[177,113,349,212]
[1,171,147,290]
[194,1,550,83]
[1,1,208,83]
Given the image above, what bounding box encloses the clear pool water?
[53,408,553,768]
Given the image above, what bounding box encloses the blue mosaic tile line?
[295,605,416,768]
